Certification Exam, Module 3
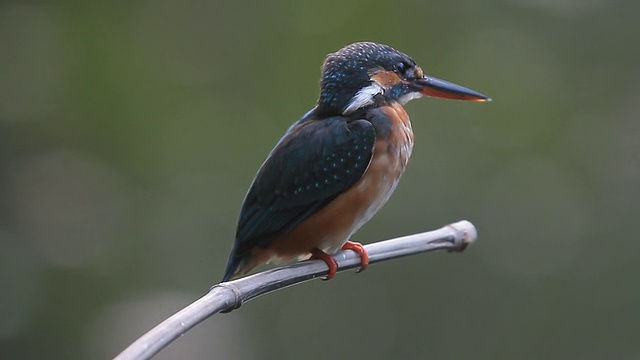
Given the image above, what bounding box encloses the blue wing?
[222,115,376,280]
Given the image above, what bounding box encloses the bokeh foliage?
[1,0,639,359]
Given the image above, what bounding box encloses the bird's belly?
[267,104,414,260]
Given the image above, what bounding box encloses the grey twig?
[114,220,478,360]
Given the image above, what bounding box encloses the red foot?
[341,241,369,273]
[310,248,338,280]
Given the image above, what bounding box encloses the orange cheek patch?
[370,70,402,89]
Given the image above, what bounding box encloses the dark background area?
[1,0,639,359]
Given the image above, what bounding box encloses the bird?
[221,42,489,282]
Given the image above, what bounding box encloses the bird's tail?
[221,244,248,282]
[221,255,240,282]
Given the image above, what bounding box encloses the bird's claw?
[310,248,338,280]
[310,241,369,280]
[341,241,369,273]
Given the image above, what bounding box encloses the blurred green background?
[1,0,639,359]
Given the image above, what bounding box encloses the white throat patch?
[343,83,384,115]
[398,91,422,105]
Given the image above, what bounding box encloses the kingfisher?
[222,42,489,282]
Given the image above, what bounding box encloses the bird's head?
[316,42,490,116]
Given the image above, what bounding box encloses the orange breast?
[251,103,415,266]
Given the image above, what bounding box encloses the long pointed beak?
[412,76,491,102]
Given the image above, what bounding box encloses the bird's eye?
[395,62,408,74]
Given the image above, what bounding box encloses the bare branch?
[114,220,477,360]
